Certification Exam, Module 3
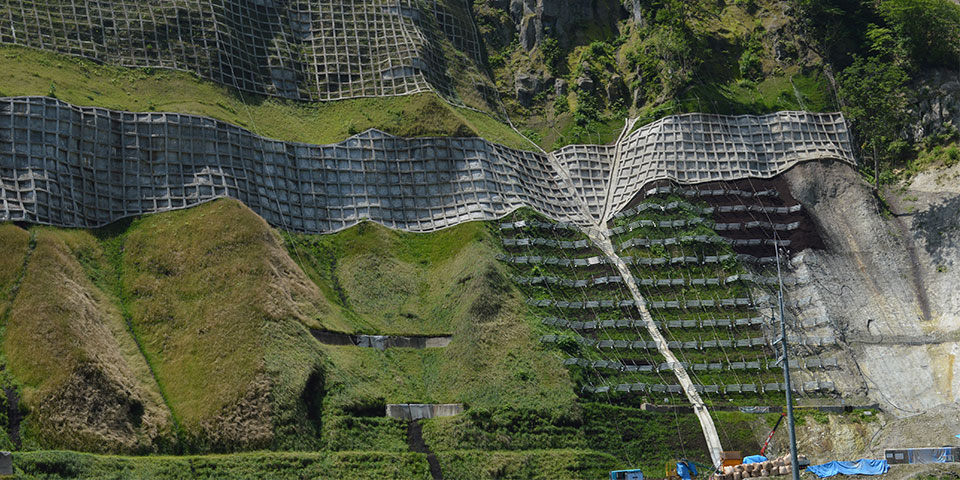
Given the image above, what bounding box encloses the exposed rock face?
[908,69,960,140]
[506,0,625,50]
[576,75,595,92]
[780,160,960,415]
[515,72,543,106]
[607,74,627,103]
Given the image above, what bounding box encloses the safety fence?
[612,200,715,219]
[513,273,802,289]
[541,316,766,330]
[501,238,592,249]
[539,335,770,350]
[497,253,782,267]
[562,357,838,372]
[582,381,836,394]
[643,185,782,199]
[499,219,582,233]
[616,235,791,250]
[527,297,760,309]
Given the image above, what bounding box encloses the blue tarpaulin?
[677,461,698,480]
[743,455,768,464]
[806,459,889,478]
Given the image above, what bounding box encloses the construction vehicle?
[761,413,787,456]
[609,468,644,480]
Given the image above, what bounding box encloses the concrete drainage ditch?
[310,330,452,350]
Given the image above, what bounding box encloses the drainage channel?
[585,228,726,469]
[310,330,451,350]
[407,420,443,480]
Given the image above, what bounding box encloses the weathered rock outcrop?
[780,160,960,415]
[500,0,625,50]
[908,69,960,140]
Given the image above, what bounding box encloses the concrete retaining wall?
[0,97,856,233]
[386,404,464,421]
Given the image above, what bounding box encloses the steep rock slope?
[782,160,960,413]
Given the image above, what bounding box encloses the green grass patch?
[0,45,533,150]
[633,70,836,128]
[422,403,767,474]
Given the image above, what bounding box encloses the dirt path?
[587,228,725,469]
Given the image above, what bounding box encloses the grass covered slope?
[283,221,576,411]
[0,201,347,453]
[119,200,335,452]
[0,202,788,478]
[0,200,581,457]
[2,227,176,453]
[0,45,533,150]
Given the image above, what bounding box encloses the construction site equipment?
[761,413,787,456]
[610,468,644,480]
[721,452,743,468]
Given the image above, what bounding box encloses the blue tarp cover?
[743,455,767,464]
[677,461,698,480]
[807,459,889,478]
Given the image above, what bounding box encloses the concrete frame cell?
[0,97,856,233]
[0,0,496,112]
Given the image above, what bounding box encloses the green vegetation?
[282,221,576,411]
[797,0,960,184]
[0,45,533,150]
[422,403,768,473]
[0,202,581,458]
[2,227,177,453]
[12,450,433,480]
[499,198,785,408]
[8,448,631,479]
[0,224,32,451]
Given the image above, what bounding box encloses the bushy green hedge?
[13,451,432,480]
[11,449,632,479]
[436,449,618,479]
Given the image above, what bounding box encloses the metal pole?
[775,244,800,480]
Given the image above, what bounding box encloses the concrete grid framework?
[0,0,496,110]
[0,97,856,233]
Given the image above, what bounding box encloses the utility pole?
[775,243,800,480]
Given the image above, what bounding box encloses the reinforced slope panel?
[0,96,583,232]
[0,97,856,233]
[551,143,616,223]
[0,0,495,111]
[605,112,853,219]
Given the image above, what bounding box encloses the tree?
[878,0,960,71]
[838,55,909,190]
